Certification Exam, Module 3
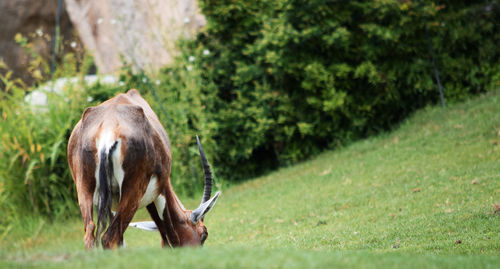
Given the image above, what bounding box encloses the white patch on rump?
[93,132,159,211]
[93,130,118,205]
[138,176,160,209]
[96,129,115,152]
[154,194,166,220]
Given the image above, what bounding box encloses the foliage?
[1,91,500,267]
[0,51,123,222]
[177,0,499,180]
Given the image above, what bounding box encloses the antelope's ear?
[190,191,221,224]
[129,221,158,231]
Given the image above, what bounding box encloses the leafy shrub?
[177,0,499,180]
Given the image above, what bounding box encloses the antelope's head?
[177,190,220,246]
[130,136,220,247]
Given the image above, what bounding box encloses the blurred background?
[0,0,498,222]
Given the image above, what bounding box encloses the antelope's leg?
[146,202,170,248]
[75,178,96,249]
[101,172,149,249]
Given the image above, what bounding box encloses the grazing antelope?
[67,89,220,249]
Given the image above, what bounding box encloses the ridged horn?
[197,135,212,204]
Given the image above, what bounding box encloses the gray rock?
[64,0,205,74]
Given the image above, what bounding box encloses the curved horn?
[197,135,212,204]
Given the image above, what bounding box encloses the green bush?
[172,0,499,180]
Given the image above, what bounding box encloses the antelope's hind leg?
[74,174,97,249]
[101,172,149,249]
[79,191,96,249]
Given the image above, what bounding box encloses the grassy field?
[1,91,500,268]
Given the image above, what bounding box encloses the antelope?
[67,89,220,249]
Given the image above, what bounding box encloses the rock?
[1,0,205,83]
[64,0,206,74]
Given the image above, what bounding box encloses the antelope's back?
[68,89,172,181]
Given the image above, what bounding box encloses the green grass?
[1,91,500,268]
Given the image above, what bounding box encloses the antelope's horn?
[197,135,212,204]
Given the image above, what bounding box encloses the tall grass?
[0,55,123,229]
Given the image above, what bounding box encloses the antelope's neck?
[156,181,187,246]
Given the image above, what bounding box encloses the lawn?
[1,91,499,268]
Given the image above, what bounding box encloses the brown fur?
[68,89,210,249]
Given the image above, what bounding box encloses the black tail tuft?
[95,141,118,247]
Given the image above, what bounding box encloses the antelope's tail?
[95,141,118,247]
